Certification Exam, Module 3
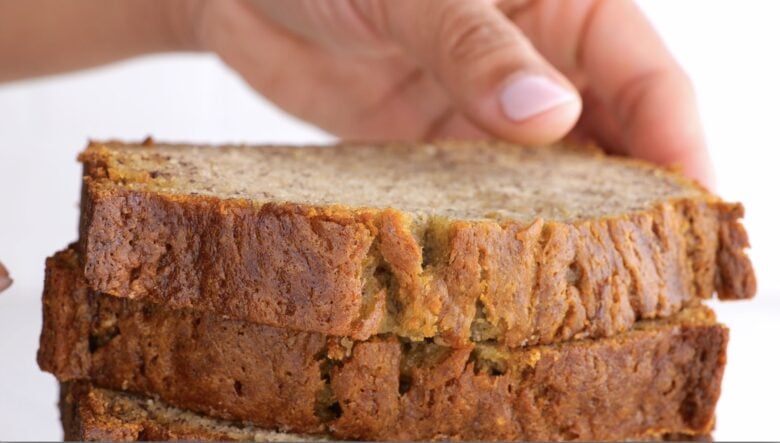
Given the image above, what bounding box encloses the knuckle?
[437,4,528,66]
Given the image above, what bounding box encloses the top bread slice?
[78,140,755,346]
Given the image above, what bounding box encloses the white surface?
[0,1,778,440]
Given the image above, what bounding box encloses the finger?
[199,1,460,141]
[567,89,625,153]
[575,0,715,187]
[248,0,398,56]
[200,0,401,131]
[355,0,582,145]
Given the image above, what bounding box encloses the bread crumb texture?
[77,141,755,345]
[45,249,726,441]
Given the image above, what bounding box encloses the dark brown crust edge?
[38,247,91,380]
[60,381,266,441]
[715,203,757,298]
[60,382,142,441]
[79,174,755,348]
[42,248,728,441]
[60,381,711,442]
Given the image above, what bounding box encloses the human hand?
[186,0,714,187]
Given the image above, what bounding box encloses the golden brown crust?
[714,203,757,298]
[43,249,727,441]
[59,382,712,442]
[80,179,754,347]
[38,248,92,379]
[79,185,376,337]
[42,252,328,433]
[60,381,322,441]
[60,382,143,441]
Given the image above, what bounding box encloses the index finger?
[508,0,715,188]
[579,0,714,187]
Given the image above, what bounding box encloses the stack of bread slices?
[38,140,756,441]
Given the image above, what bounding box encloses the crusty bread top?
[80,140,709,222]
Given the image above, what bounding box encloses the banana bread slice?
[60,382,709,442]
[78,140,755,347]
[41,248,728,441]
[60,381,326,441]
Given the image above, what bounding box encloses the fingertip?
[476,73,582,145]
[383,0,584,146]
[503,97,582,145]
[632,132,716,192]
[496,72,582,144]
[684,147,717,192]
[499,74,578,122]
[617,71,715,190]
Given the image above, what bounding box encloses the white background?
[0,1,778,440]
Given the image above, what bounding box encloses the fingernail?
[500,74,577,122]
